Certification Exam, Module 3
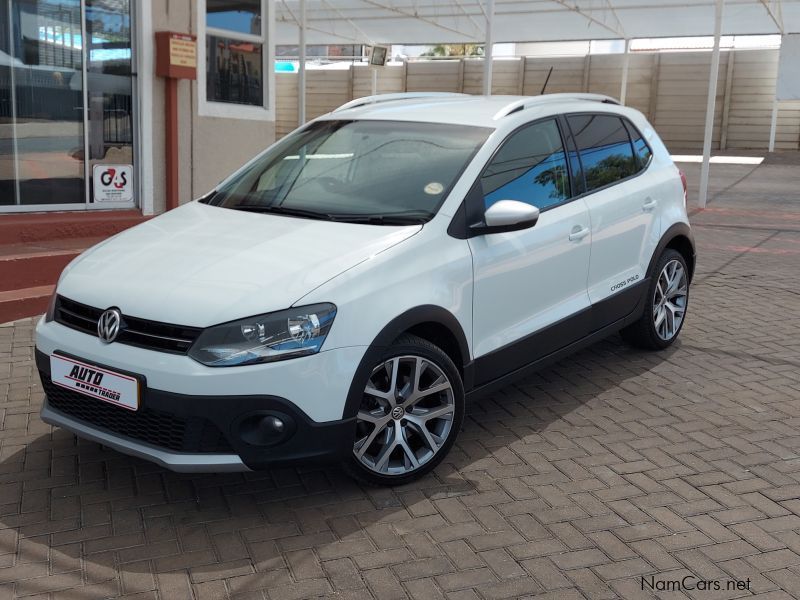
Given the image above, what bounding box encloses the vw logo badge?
[391,406,405,420]
[97,308,122,343]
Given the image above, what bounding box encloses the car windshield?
[205,119,491,224]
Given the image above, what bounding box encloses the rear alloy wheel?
[344,334,464,485]
[621,248,690,350]
[653,258,688,342]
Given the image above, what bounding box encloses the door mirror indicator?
[476,200,540,234]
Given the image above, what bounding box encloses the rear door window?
[567,114,638,192]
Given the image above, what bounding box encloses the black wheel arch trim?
[648,222,696,282]
[341,305,471,419]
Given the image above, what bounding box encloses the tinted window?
[568,114,637,192]
[626,122,653,169]
[481,120,570,211]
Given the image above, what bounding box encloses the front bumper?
[34,337,359,472]
[40,400,250,472]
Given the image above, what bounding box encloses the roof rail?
[333,92,467,113]
[493,93,620,120]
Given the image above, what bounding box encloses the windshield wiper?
[332,214,428,225]
[232,204,335,221]
[231,204,427,225]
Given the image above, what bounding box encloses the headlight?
[188,303,336,367]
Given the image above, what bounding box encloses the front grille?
[54,296,202,354]
[42,375,233,454]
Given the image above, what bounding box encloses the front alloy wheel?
[345,334,464,485]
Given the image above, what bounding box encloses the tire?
[342,333,465,486]
[620,249,690,350]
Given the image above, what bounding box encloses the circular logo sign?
[391,406,405,420]
[97,308,122,343]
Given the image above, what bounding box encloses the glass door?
[1,0,85,208]
[0,0,135,211]
[85,0,134,208]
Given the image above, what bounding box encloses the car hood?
[58,202,421,327]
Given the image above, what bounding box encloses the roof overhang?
[276,0,798,45]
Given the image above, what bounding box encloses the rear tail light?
[679,170,688,207]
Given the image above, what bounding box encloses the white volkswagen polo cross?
[35,93,695,485]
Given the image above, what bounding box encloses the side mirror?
[478,200,540,233]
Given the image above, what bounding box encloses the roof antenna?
[540,66,553,95]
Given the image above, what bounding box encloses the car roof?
[319,93,625,129]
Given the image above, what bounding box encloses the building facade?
[1,0,277,216]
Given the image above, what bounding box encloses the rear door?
[566,113,659,324]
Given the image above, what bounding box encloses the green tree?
[420,44,484,57]
[533,165,569,200]
[584,154,638,190]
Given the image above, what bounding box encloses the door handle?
[643,198,657,211]
[569,226,590,242]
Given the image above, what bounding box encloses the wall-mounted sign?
[93,164,133,203]
[156,31,197,80]
[169,36,197,68]
[368,45,389,67]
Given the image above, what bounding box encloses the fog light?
[237,411,294,447]
[264,415,284,433]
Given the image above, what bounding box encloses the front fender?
[340,305,472,419]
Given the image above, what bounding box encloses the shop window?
[200,0,269,118]
[1,0,135,210]
[206,36,263,107]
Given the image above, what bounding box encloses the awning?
[276,0,798,45]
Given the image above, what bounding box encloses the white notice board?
[93,164,134,203]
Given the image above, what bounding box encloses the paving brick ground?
[2,154,800,599]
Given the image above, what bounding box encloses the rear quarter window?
[624,120,653,170]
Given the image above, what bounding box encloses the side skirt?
[466,278,649,401]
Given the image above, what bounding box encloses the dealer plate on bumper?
[50,354,140,411]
